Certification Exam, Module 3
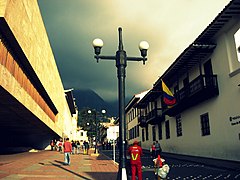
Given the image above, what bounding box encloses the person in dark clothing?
[83,141,89,155]
[76,140,81,154]
[50,140,55,151]
[151,142,156,158]
[71,141,76,154]
[155,141,162,157]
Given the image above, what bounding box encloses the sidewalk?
[0,148,118,179]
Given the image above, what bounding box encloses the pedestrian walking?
[128,141,143,180]
[71,140,76,154]
[76,140,81,154]
[151,142,156,158]
[50,140,55,151]
[56,138,63,152]
[63,138,72,165]
[155,141,162,157]
[83,141,89,155]
[85,141,89,154]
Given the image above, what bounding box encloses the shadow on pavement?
[54,160,65,165]
[51,162,92,180]
[87,172,118,180]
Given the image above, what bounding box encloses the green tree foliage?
[78,108,92,131]
[78,108,109,138]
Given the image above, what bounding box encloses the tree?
[78,108,109,140]
[78,108,91,130]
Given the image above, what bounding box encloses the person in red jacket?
[63,138,72,165]
[128,141,143,180]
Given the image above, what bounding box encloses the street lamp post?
[87,109,97,153]
[88,109,106,154]
[92,27,149,180]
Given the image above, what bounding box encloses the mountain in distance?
[72,89,119,117]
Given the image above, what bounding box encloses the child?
[153,155,170,180]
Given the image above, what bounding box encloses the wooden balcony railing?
[138,115,147,127]
[164,74,219,116]
[146,108,165,125]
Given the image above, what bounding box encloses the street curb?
[98,150,119,168]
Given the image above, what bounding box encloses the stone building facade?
[0,0,76,151]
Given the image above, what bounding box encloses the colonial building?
[76,129,88,144]
[101,117,119,143]
[65,89,78,140]
[126,90,150,146]
[127,0,240,161]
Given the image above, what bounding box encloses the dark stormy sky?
[37,0,229,102]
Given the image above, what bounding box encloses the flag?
[162,80,176,106]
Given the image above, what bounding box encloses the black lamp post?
[92,27,149,180]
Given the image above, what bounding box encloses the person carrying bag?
[153,155,170,180]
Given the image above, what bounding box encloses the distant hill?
[72,89,118,117]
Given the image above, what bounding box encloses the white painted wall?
[126,12,240,162]
[158,19,240,161]
[107,126,119,141]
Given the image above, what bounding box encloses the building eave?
[154,43,216,87]
[65,89,77,115]
[154,0,240,87]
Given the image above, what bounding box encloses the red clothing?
[128,144,143,180]
[63,141,72,153]
[151,144,156,151]
[128,144,143,164]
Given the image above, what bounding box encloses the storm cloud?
[38,0,230,101]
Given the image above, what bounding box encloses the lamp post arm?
[94,55,116,62]
[127,57,147,65]
[94,55,147,64]
[127,57,147,61]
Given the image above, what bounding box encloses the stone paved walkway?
[0,149,118,180]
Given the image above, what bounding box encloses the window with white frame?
[136,125,139,137]
[142,129,145,142]
[200,113,211,136]
[234,28,240,62]
[165,120,170,139]
[158,123,162,140]
[152,126,156,141]
[146,124,149,141]
[134,126,136,138]
[176,115,182,137]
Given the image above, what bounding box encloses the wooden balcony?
[138,115,147,127]
[146,108,165,125]
[164,74,219,116]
